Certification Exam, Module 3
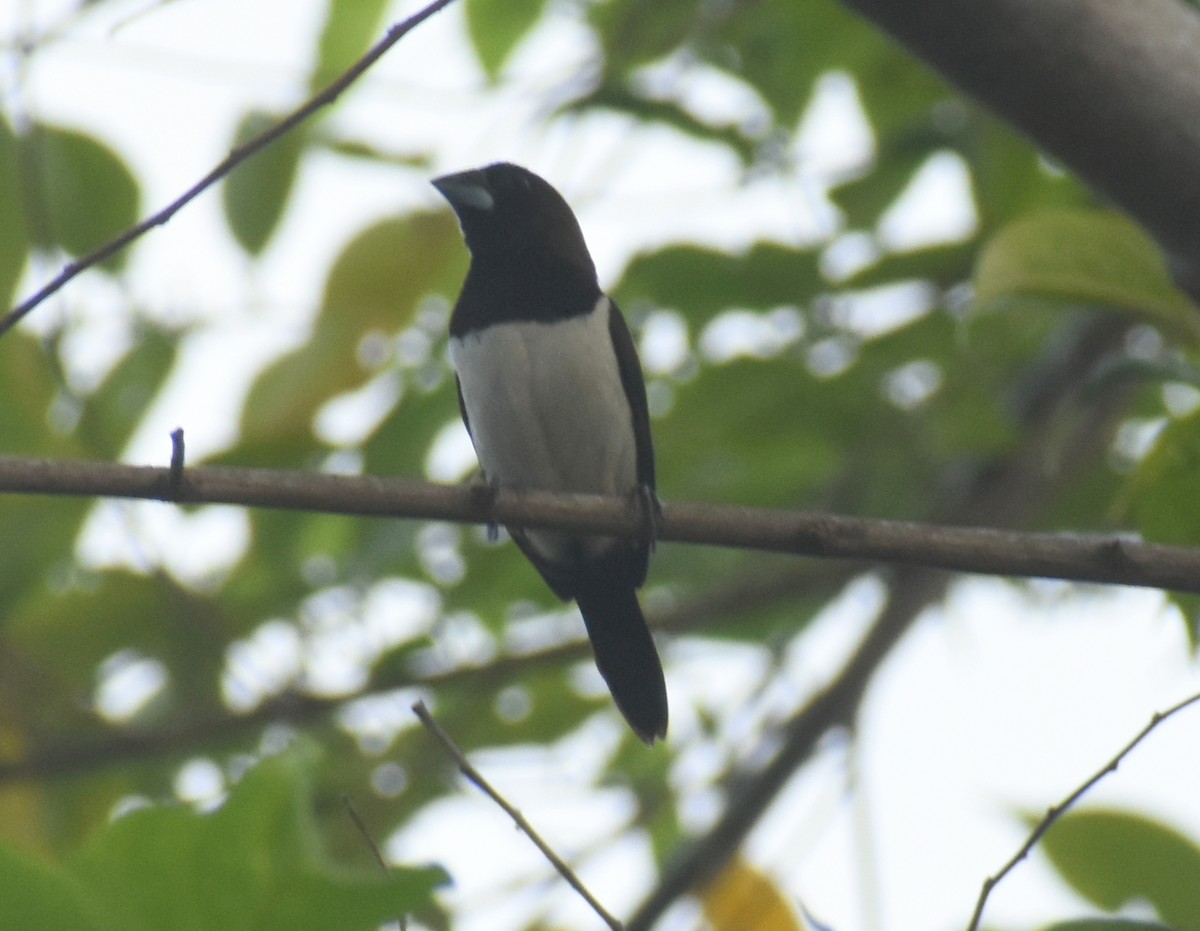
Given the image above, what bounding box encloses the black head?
[432,162,597,282]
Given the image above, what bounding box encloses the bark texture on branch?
[841,0,1200,303]
[2,455,1198,593]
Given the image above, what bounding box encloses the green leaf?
[7,572,228,723]
[0,332,93,615]
[1039,809,1200,930]
[311,0,391,90]
[1166,592,1200,650]
[0,327,71,456]
[233,211,463,461]
[654,357,841,508]
[851,44,954,142]
[1119,409,1200,547]
[588,0,701,72]
[311,134,430,169]
[839,241,976,291]
[434,663,605,749]
[222,111,307,255]
[615,243,822,326]
[974,209,1200,344]
[67,745,447,931]
[22,125,140,269]
[0,115,31,309]
[964,116,1090,230]
[465,0,548,80]
[830,145,930,230]
[322,212,462,335]
[79,328,179,459]
[363,382,459,480]
[1040,922,1177,931]
[0,843,100,931]
[719,0,878,128]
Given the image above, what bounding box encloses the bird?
[432,162,668,743]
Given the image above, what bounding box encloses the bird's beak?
[432,169,495,212]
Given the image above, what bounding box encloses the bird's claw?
[636,483,663,550]
[468,477,500,542]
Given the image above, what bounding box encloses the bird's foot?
[635,483,663,551]
[467,476,500,542]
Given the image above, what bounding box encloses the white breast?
[449,297,638,498]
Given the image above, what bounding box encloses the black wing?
[607,298,656,588]
[607,299,655,493]
[455,375,472,439]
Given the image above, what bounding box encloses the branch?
[0,0,458,338]
[1,454,1198,593]
[965,689,1200,931]
[626,566,948,931]
[413,700,624,931]
[0,553,840,785]
[627,317,1133,929]
[342,794,407,931]
[839,0,1200,304]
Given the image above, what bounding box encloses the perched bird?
[433,162,668,743]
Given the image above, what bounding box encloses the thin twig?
[965,689,1200,931]
[412,700,624,931]
[0,0,458,338]
[342,794,406,931]
[342,794,392,874]
[1,455,1199,594]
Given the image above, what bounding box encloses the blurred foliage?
[465,0,548,79]
[1038,923,1177,931]
[0,744,446,930]
[223,111,308,256]
[1038,809,1200,930]
[18,124,140,270]
[700,855,807,930]
[310,0,394,90]
[2,0,1200,929]
[0,116,30,310]
[975,209,1200,345]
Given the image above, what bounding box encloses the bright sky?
[4,2,1200,930]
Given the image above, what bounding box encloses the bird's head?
[433,162,596,280]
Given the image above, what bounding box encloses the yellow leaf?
[699,856,806,931]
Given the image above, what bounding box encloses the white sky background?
[4,1,1200,930]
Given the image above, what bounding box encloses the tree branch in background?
[413,700,624,931]
[0,554,842,786]
[627,566,949,931]
[0,0,459,338]
[1,454,1197,593]
[965,689,1200,931]
[840,0,1200,304]
[627,316,1136,930]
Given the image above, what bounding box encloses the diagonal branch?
[965,689,1200,931]
[1,454,1198,593]
[628,570,949,931]
[626,316,1136,930]
[414,700,624,931]
[0,0,458,338]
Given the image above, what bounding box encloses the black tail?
[575,577,668,743]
